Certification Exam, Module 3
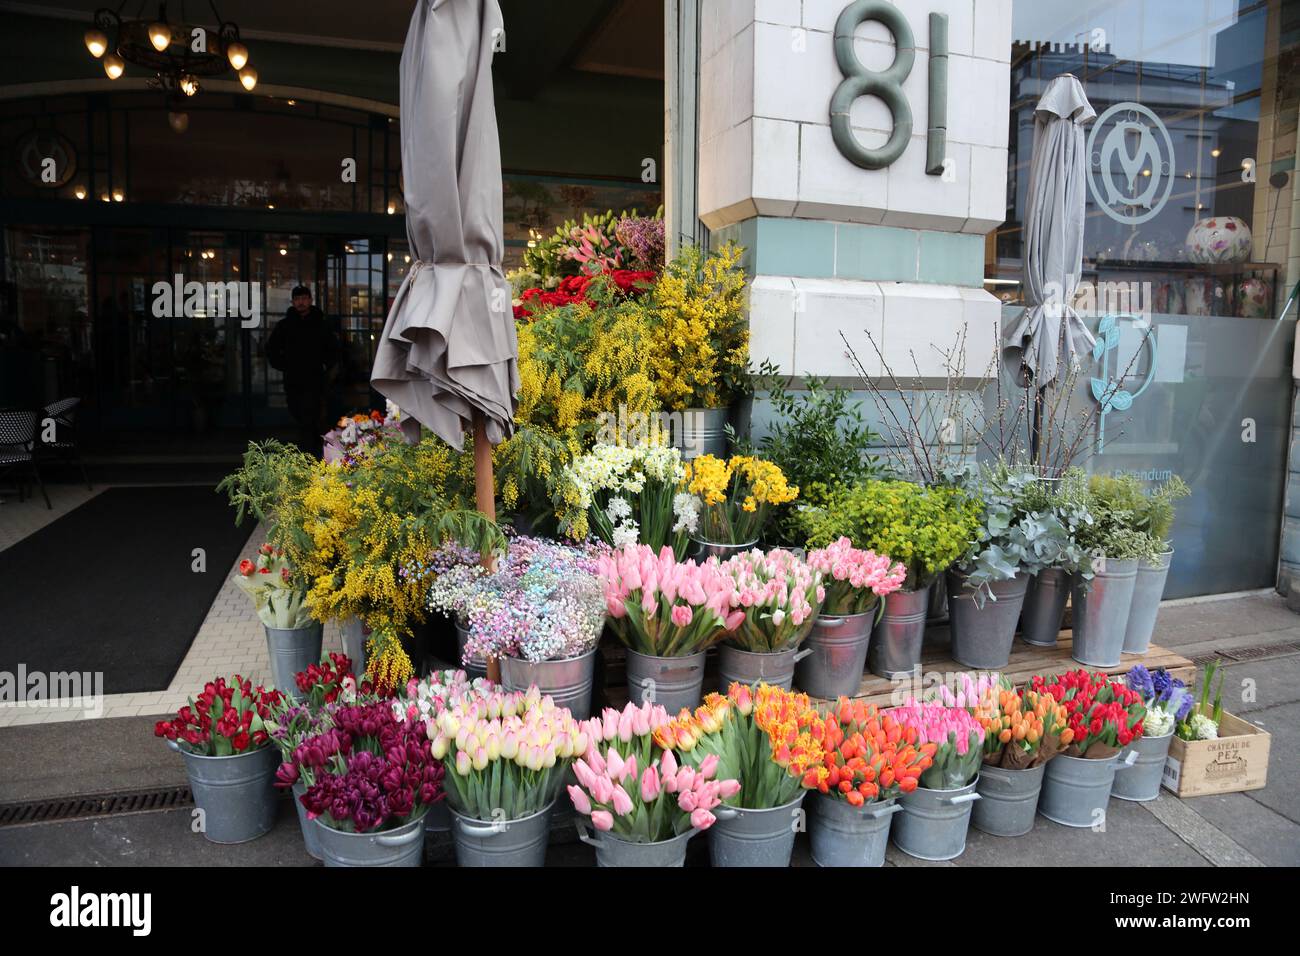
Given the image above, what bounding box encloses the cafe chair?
[0,409,50,509]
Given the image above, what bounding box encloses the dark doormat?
[0,486,253,695]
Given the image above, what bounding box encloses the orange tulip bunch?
[805,699,935,807]
[973,680,1073,770]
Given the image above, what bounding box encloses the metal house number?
[830,0,949,174]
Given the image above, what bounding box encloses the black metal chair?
[39,396,91,490]
[0,409,50,509]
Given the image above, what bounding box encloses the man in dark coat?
[266,285,339,457]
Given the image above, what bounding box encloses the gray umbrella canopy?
[372,0,519,452]
[1003,73,1097,389]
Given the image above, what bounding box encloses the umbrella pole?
[472,410,502,683]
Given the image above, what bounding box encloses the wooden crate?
[1162,710,1271,797]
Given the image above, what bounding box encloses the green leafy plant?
[216,439,318,583]
[1138,475,1190,547]
[1076,474,1163,563]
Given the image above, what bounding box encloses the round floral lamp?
[1185,217,1253,264]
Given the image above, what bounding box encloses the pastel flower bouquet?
[685,454,798,545]
[428,685,589,821]
[1125,664,1194,738]
[804,699,934,806]
[276,700,445,833]
[806,537,907,617]
[658,683,822,809]
[598,544,744,657]
[887,701,986,790]
[1030,670,1146,758]
[154,675,283,756]
[234,544,313,629]
[719,548,825,652]
[569,701,740,841]
[394,668,495,726]
[557,442,698,559]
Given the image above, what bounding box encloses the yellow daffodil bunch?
[685,454,798,545]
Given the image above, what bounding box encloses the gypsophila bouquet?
[598,544,744,656]
[154,675,283,756]
[887,701,986,790]
[394,669,495,726]
[1031,669,1146,757]
[234,544,314,629]
[719,549,825,652]
[804,699,934,805]
[1126,664,1193,738]
[557,442,697,558]
[428,536,607,664]
[806,537,907,616]
[685,454,798,545]
[430,685,590,820]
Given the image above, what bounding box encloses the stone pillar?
[698,0,1012,379]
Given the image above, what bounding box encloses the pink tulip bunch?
[886,701,986,790]
[599,544,744,657]
[935,671,1001,711]
[719,548,826,652]
[568,742,740,843]
[585,700,674,776]
[806,537,908,615]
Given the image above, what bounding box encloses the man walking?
[266,285,339,457]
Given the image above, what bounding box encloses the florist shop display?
[1162,661,1272,798]
[234,544,321,701]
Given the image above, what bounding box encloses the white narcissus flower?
[612,523,640,549]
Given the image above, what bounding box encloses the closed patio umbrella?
[1002,73,1096,461]
[372,0,519,514]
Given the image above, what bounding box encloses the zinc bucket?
[1020,568,1070,647]
[625,649,705,713]
[316,813,427,867]
[971,763,1044,837]
[1111,731,1174,802]
[171,742,279,844]
[454,621,489,681]
[264,623,323,700]
[691,539,759,562]
[795,612,873,699]
[947,570,1029,669]
[717,644,813,693]
[501,649,597,719]
[578,822,696,867]
[677,406,729,460]
[340,616,369,677]
[1071,559,1139,668]
[1038,752,1131,827]
[449,802,553,867]
[1122,551,1173,655]
[808,792,899,867]
[870,585,931,679]
[926,573,949,627]
[893,780,981,860]
[708,794,805,867]
[292,781,323,860]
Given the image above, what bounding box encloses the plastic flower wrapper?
[154,674,283,756]
[959,675,1073,769]
[719,549,825,653]
[887,701,985,790]
[234,544,314,629]
[429,685,590,821]
[1177,660,1225,742]
[1126,664,1190,738]
[656,683,823,810]
[685,454,799,545]
[1030,669,1146,758]
[394,668,495,725]
[806,537,907,617]
[598,544,744,657]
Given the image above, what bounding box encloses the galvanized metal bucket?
[454,621,489,681]
[677,406,729,460]
[1038,751,1134,827]
[808,791,899,867]
[340,616,368,677]
[972,763,1044,837]
[577,821,696,866]
[292,781,323,860]
[625,649,705,712]
[1020,567,1070,647]
[893,779,981,860]
[707,794,805,867]
[691,539,760,562]
[449,802,553,867]
[264,622,322,700]
[1071,559,1139,667]
[717,644,813,693]
[947,570,1029,669]
[501,649,597,719]
[869,584,931,679]
[170,741,279,844]
[1122,550,1173,655]
[316,812,427,867]
[795,612,873,699]
[926,573,949,627]
[1111,731,1173,802]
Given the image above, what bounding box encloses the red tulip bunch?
[154,675,282,756]
[293,652,367,706]
[1030,669,1147,758]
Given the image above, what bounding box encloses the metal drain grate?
[0,786,192,827]
[1188,642,1300,668]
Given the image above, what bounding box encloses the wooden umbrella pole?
[472,410,502,683]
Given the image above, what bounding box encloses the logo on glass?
[1086,102,1175,224]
